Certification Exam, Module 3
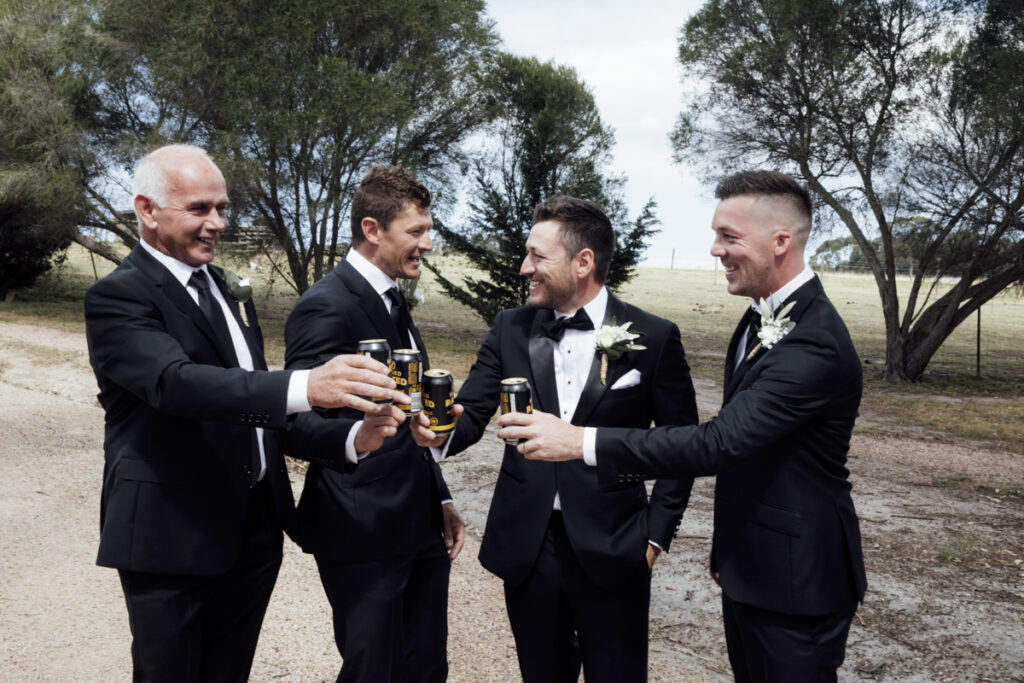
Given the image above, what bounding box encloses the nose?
[420,231,433,253]
[207,208,226,231]
[519,255,533,276]
[710,236,724,258]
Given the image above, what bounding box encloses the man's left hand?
[496,410,585,462]
[442,503,466,562]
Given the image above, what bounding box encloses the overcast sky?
[484,0,717,269]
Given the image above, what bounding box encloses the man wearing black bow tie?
[506,172,867,682]
[284,166,463,682]
[84,145,402,681]
[412,196,698,682]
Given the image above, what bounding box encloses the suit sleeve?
[645,322,698,550]
[282,289,358,469]
[597,325,841,485]
[446,312,507,456]
[85,273,291,428]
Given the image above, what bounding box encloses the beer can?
[357,339,392,404]
[391,349,423,415]
[499,377,533,445]
[423,370,455,433]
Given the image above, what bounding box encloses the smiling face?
[709,194,785,301]
[521,220,578,311]
[370,202,433,280]
[136,154,229,267]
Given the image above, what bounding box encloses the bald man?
[503,170,867,682]
[85,144,404,681]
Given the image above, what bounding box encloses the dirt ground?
[1,319,1022,681]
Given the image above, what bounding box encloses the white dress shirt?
[139,239,312,481]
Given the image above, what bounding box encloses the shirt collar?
[139,238,209,289]
[346,247,399,296]
[555,286,608,328]
[750,265,815,314]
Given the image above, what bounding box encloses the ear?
[134,194,159,232]
[772,228,793,257]
[361,217,384,246]
[573,248,596,280]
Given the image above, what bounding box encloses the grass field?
[4,244,1023,452]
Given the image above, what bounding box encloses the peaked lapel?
[571,292,628,425]
[723,276,825,402]
[130,246,239,368]
[527,308,560,415]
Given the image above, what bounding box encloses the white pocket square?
[610,368,642,390]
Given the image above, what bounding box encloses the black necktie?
[542,308,594,342]
[189,270,258,484]
[188,270,236,364]
[386,287,413,345]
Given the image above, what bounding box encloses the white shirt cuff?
[286,370,312,414]
[441,499,453,506]
[582,427,598,466]
[649,540,664,552]
[345,420,369,464]
[429,425,456,462]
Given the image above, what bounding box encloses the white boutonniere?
[746,298,796,361]
[224,271,252,327]
[594,319,646,385]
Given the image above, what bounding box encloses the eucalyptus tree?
[673,0,1023,381]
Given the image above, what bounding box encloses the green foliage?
[0,0,97,294]
[94,0,498,292]
[429,54,658,323]
[672,0,1024,381]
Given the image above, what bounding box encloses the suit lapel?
[723,276,825,401]
[337,261,402,349]
[724,307,756,400]
[571,292,627,425]
[528,309,560,415]
[132,247,238,368]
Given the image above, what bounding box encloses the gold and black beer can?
[423,370,455,433]
[499,377,533,445]
[357,339,392,404]
[391,348,422,415]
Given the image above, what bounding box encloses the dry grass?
[5,244,1022,452]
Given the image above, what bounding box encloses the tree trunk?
[72,231,124,266]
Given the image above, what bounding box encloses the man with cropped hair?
[507,171,867,682]
[413,195,698,682]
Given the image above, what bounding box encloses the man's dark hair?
[350,166,432,246]
[714,170,812,223]
[532,195,615,283]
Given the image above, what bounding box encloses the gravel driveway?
[1,320,1021,681]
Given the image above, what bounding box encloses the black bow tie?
[541,308,594,341]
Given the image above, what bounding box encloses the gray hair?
[132,144,213,230]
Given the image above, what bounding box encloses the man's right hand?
[353,404,408,452]
[307,354,410,413]
[409,406,463,449]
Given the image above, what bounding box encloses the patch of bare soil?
[1,319,1022,681]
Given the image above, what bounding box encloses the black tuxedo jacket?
[85,245,296,576]
[448,292,697,590]
[283,259,451,561]
[597,277,867,615]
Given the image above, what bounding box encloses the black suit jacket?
[283,259,451,561]
[448,292,697,590]
[597,277,867,615]
[85,245,296,576]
